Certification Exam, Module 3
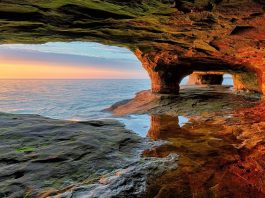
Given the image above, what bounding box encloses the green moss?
[23,191,32,198]
[16,146,36,152]
[0,0,175,46]
[0,4,38,13]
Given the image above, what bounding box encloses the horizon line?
[0,78,150,80]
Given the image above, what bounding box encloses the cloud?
[0,42,138,62]
[0,42,148,79]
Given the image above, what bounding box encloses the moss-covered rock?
[0,0,265,94]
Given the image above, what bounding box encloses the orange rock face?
[134,50,190,94]
[132,1,265,94]
[0,0,265,94]
[143,112,265,197]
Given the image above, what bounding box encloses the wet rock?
[141,107,265,197]
[0,113,148,197]
[109,87,260,116]
[57,154,178,198]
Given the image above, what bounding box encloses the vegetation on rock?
[0,0,265,94]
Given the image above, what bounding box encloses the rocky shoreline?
[109,85,261,117]
[0,112,177,198]
[1,86,265,197]
[108,86,265,197]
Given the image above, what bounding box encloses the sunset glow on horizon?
[0,42,148,79]
[0,59,143,79]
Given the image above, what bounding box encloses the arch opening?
[178,71,260,94]
[135,49,263,95]
[186,72,224,86]
[0,42,151,120]
[0,42,148,80]
[222,74,234,87]
[180,72,234,88]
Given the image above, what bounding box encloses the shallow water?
[0,42,263,197]
[0,78,233,136]
[0,79,264,197]
[117,114,189,137]
[143,114,265,197]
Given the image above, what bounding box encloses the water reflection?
[143,114,265,197]
[118,115,188,137]
[147,115,189,140]
[118,113,265,197]
[116,114,150,137]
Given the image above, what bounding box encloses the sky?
[0,42,148,79]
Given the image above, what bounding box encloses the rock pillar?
[148,69,187,94]
[134,49,191,94]
[233,72,260,93]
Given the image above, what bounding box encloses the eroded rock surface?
[109,86,261,116]
[187,72,224,85]
[0,113,148,197]
[0,0,264,94]
[108,85,265,197]
[57,154,178,198]
[143,111,265,197]
[0,85,264,197]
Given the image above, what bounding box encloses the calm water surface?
[0,79,152,136]
[1,43,262,197]
[1,78,263,197]
[0,78,233,136]
[0,79,149,120]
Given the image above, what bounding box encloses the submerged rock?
[1,86,265,197]
[141,108,265,197]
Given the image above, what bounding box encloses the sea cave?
[0,0,265,197]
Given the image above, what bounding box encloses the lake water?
[0,79,150,120]
[0,42,234,136]
[0,78,233,136]
[0,78,233,119]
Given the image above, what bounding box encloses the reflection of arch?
[147,114,188,140]
[144,115,265,197]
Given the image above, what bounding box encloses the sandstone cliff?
[0,0,264,94]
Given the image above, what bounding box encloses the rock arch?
[134,49,263,94]
[0,0,265,95]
